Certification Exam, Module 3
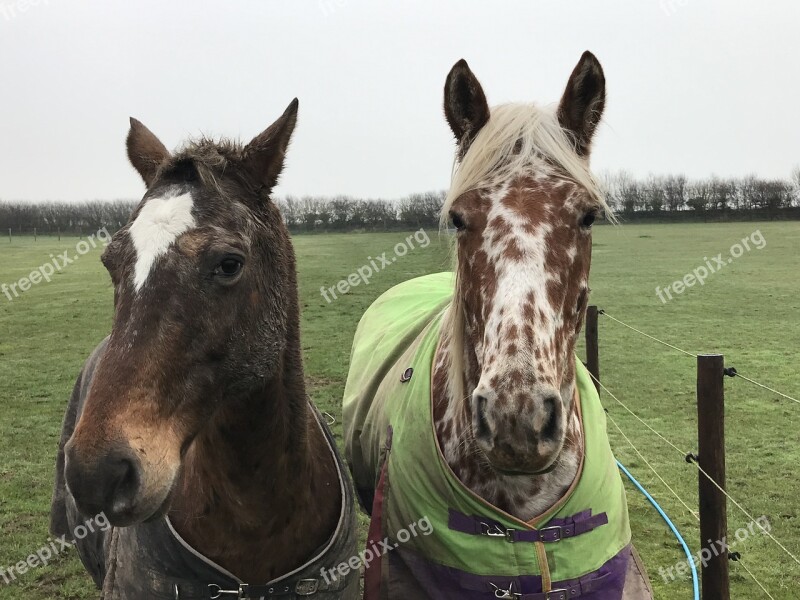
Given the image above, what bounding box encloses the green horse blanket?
[344,273,644,600]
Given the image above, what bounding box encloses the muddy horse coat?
[344,273,644,600]
[51,338,360,599]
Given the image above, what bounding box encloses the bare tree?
[644,175,666,212]
[663,174,687,211]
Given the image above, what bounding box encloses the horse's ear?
[444,59,490,153]
[127,118,170,187]
[242,98,299,195]
[557,51,606,158]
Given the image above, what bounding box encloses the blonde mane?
[440,102,613,405]
[441,102,611,226]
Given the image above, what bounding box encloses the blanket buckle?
[480,521,514,542]
[538,525,564,542]
[490,582,522,599]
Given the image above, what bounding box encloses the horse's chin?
[480,441,564,477]
[144,494,174,523]
[490,457,559,477]
[475,433,565,477]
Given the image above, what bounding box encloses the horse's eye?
[214,258,243,278]
[449,211,466,231]
[581,210,598,229]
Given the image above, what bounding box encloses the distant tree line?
[602,170,800,219]
[2,170,799,236]
[0,200,135,236]
[274,192,445,232]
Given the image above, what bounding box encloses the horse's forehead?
[467,180,588,338]
[493,178,577,221]
[480,181,581,265]
[129,187,197,292]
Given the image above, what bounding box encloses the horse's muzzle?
[64,439,143,525]
[471,386,565,473]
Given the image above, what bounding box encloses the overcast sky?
[1,0,798,202]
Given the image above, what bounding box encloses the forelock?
[441,102,613,229]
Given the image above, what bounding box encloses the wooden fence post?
[696,354,730,600]
[585,306,600,394]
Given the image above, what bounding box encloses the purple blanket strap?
[448,508,608,543]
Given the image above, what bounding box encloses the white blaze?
[129,189,196,291]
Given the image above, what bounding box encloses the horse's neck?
[168,331,340,583]
[432,331,583,522]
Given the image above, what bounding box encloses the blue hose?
[616,460,700,600]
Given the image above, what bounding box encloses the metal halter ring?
[207,584,243,599]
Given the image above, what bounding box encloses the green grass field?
[1,222,798,598]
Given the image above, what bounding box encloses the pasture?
[0,221,798,599]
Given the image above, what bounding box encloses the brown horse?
[50,101,359,599]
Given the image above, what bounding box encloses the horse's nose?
[472,387,561,443]
[471,384,565,471]
[65,441,141,519]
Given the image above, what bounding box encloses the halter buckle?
[545,588,569,600]
[207,584,246,599]
[295,578,320,595]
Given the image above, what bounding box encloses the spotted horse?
[343,53,654,599]
[50,101,359,599]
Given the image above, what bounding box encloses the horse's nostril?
[539,394,561,441]
[473,394,491,440]
[107,454,140,516]
[65,444,142,519]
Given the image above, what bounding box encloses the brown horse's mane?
[155,138,264,203]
